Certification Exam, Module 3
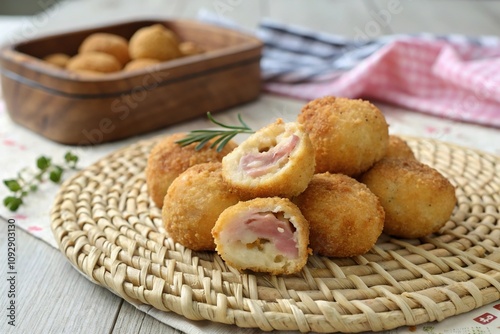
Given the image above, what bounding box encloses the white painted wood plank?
[0,223,122,334]
[113,302,184,334]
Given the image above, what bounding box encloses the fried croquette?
[146,132,238,208]
[69,70,106,77]
[221,119,315,199]
[129,24,182,61]
[179,41,204,56]
[294,173,385,257]
[162,162,240,251]
[66,51,122,73]
[43,53,70,68]
[212,197,310,275]
[385,135,416,160]
[297,96,389,176]
[79,32,130,66]
[360,158,456,239]
[123,58,161,71]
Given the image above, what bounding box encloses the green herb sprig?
[176,112,254,152]
[3,152,79,212]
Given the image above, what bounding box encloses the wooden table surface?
[1,1,500,333]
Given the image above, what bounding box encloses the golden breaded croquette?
[162,162,240,251]
[129,24,182,61]
[66,51,122,73]
[360,158,456,239]
[294,173,385,257]
[212,197,310,275]
[43,53,70,68]
[385,135,416,160]
[297,96,389,176]
[123,58,161,71]
[222,119,315,199]
[179,41,204,56]
[69,70,106,77]
[146,132,238,208]
[79,32,130,66]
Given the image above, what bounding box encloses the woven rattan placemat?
[50,136,500,333]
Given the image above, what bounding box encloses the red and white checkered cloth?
[265,38,500,128]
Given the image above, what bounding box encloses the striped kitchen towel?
[199,11,500,127]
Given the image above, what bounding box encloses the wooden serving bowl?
[0,19,262,145]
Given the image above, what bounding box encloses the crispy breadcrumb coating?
[129,24,181,61]
[222,119,315,199]
[297,96,389,176]
[360,158,456,238]
[212,197,310,275]
[162,162,240,251]
[294,173,384,257]
[79,32,130,66]
[67,51,122,73]
[146,133,237,208]
[385,135,416,160]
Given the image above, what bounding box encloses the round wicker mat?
[50,136,500,333]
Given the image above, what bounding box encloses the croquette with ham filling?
[129,24,182,61]
[297,96,389,176]
[146,133,237,208]
[294,173,385,257]
[79,32,130,66]
[222,119,315,199]
[124,58,161,71]
[162,162,240,251]
[179,41,205,56]
[385,135,416,160]
[360,158,456,239]
[212,197,310,275]
[66,51,122,73]
[43,53,70,68]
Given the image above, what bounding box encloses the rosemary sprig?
[176,112,254,152]
[3,151,79,212]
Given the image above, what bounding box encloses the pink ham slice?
[240,135,299,177]
[236,212,298,258]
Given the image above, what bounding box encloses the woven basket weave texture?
[50,137,500,333]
